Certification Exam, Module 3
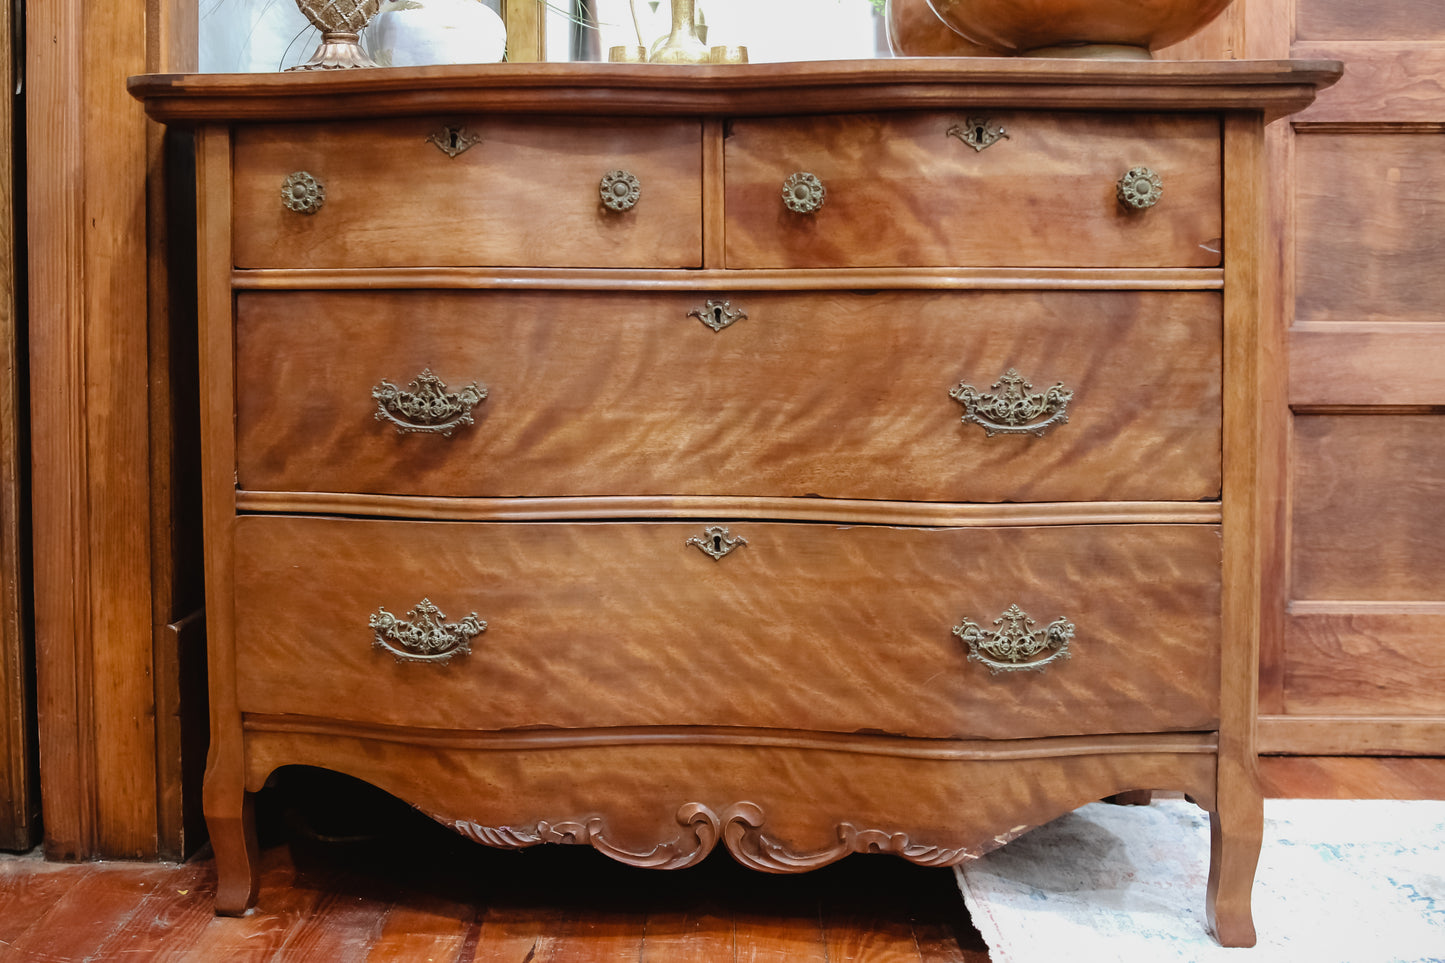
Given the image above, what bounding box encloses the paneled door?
[1252,0,1445,753]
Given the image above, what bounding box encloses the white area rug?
[956,799,1445,963]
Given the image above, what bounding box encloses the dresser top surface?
[129,58,1341,125]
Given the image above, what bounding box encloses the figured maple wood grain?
[1291,415,1445,602]
[233,516,1221,740]
[723,112,1221,269]
[1284,610,1445,716]
[232,117,702,270]
[234,289,1223,503]
[1296,0,1445,41]
[1294,132,1445,325]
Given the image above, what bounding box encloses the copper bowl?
[922,0,1234,58]
[887,0,1003,57]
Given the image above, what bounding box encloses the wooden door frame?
[1,0,36,853]
[27,0,199,860]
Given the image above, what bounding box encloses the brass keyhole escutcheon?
[687,299,747,333]
[687,526,747,561]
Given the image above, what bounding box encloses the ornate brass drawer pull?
[1117,166,1163,210]
[949,367,1072,437]
[953,605,1074,674]
[946,117,1008,152]
[281,171,325,214]
[372,369,488,436]
[370,598,486,663]
[688,299,747,333]
[687,525,747,561]
[600,170,642,211]
[782,172,825,214]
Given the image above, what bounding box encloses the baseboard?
[1259,715,1445,755]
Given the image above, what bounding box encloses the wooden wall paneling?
[1250,0,1445,755]
[0,0,36,851]
[28,0,199,858]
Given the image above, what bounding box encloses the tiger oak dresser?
[130,58,1338,945]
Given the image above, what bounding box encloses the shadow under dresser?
[129,57,1340,947]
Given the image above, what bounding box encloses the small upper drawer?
[723,111,1221,269]
[232,117,704,269]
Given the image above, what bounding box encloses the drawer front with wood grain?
[233,515,1223,740]
[234,288,1223,502]
[723,111,1222,269]
[232,116,704,269]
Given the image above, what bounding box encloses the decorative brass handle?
[1117,166,1163,210]
[281,171,325,215]
[946,117,1008,152]
[370,598,486,663]
[372,369,488,437]
[688,299,747,333]
[782,172,825,214]
[600,170,641,212]
[953,605,1074,673]
[687,526,747,561]
[949,367,1073,437]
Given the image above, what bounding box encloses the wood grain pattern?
[1292,44,1445,124]
[1295,131,1445,324]
[235,289,1223,503]
[1296,0,1445,41]
[232,117,703,270]
[1259,715,1445,755]
[128,60,1342,126]
[243,731,1220,872]
[1290,323,1445,406]
[1283,610,1445,715]
[0,0,32,851]
[1291,414,1445,601]
[233,516,1222,740]
[723,112,1222,269]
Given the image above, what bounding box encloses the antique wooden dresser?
[130,58,1338,945]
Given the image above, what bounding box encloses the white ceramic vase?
[364,0,507,67]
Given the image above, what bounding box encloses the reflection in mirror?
[198,0,884,72]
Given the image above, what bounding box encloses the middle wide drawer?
[233,515,1223,741]
[235,288,1222,503]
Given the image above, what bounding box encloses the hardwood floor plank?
[1260,755,1445,799]
[273,885,391,962]
[0,858,97,949]
[640,905,735,963]
[469,904,567,963]
[364,895,476,963]
[0,863,166,960]
[1374,757,1445,798]
[822,905,924,963]
[85,861,215,961]
[173,847,324,962]
[530,910,649,963]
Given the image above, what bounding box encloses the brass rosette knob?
[600,170,642,212]
[281,172,325,215]
[1117,166,1163,210]
[782,172,826,214]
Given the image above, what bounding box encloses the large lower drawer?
[232,116,703,269]
[232,516,1222,740]
[234,288,1222,502]
[723,111,1221,269]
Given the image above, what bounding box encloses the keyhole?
[448,129,462,150]
[973,125,987,142]
[711,307,725,326]
[712,535,724,552]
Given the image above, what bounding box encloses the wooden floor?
[1,756,1442,962]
